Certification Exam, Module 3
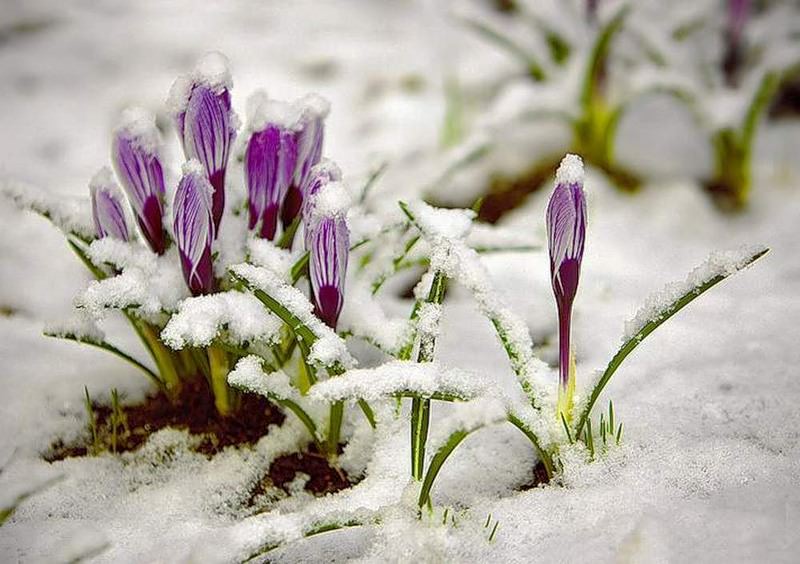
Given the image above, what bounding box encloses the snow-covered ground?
[1,1,799,562]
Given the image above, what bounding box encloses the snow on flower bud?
[89,167,130,241]
[546,154,586,421]
[173,160,215,296]
[168,52,237,233]
[281,94,330,229]
[306,181,351,329]
[301,159,342,247]
[244,96,300,240]
[111,107,167,254]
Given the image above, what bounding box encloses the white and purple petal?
[308,215,349,329]
[173,161,215,296]
[111,107,167,254]
[89,167,129,241]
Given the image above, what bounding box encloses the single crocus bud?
[723,0,751,86]
[306,181,350,329]
[244,97,299,240]
[111,107,167,254]
[168,52,237,232]
[546,154,587,422]
[281,94,330,229]
[173,160,216,296]
[89,167,130,241]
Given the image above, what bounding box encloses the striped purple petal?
[245,122,298,241]
[168,53,237,233]
[111,108,167,254]
[546,154,586,392]
[308,214,349,329]
[89,167,129,241]
[281,94,329,228]
[173,161,215,296]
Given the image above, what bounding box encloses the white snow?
[113,107,161,154]
[166,51,234,117]
[2,179,95,240]
[160,291,282,349]
[555,153,584,186]
[227,356,298,401]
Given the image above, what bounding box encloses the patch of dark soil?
[476,156,563,223]
[248,444,351,503]
[520,460,552,490]
[45,377,284,461]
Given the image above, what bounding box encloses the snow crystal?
[2,179,94,240]
[247,94,303,132]
[114,106,161,154]
[308,360,488,402]
[555,153,584,187]
[295,92,331,119]
[181,158,206,178]
[623,244,768,341]
[166,51,233,117]
[160,291,282,349]
[308,181,352,222]
[79,239,188,319]
[229,263,354,369]
[227,356,297,401]
[246,238,295,280]
[405,200,474,241]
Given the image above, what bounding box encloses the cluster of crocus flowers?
[546,154,587,422]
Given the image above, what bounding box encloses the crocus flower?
[723,0,751,86]
[89,167,129,241]
[244,98,299,240]
[546,154,586,421]
[306,182,350,329]
[281,94,330,229]
[168,52,237,232]
[173,160,215,296]
[111,107,167,254]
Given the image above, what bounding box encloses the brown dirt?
[475,157,563,224]
[249,444,351,502]
[520,460,552,490]
[45,377,284,461]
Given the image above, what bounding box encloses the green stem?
[208,344,232,416]
[278,217,301,250]
[327,401,344,457]
[508,413,554,479]
[277,398,324,452]
[418,428,469,507]
[138,321,181,395]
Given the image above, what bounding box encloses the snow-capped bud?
[173,161,215,296]
[111,107,167,254]
[306,181,351,329]
[89,167,129,241]
[244,97,300,240]
[546,154,586,420]
[281,94,330,229]
[168,52,237,232]
[301,159,342,247]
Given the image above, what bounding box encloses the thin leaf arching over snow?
[2,179,95,240]
[575,244,769,436]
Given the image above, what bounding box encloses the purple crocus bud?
[728,0,750,43]
[281,94,330,229]
[244,97,300,240]
[167,52,237,233]
[89,167,130,241]
[723,0,750,86]
[306,181,351,329]
[173,160,215,296]
[111,107,167,254]
[546,154,586,420]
